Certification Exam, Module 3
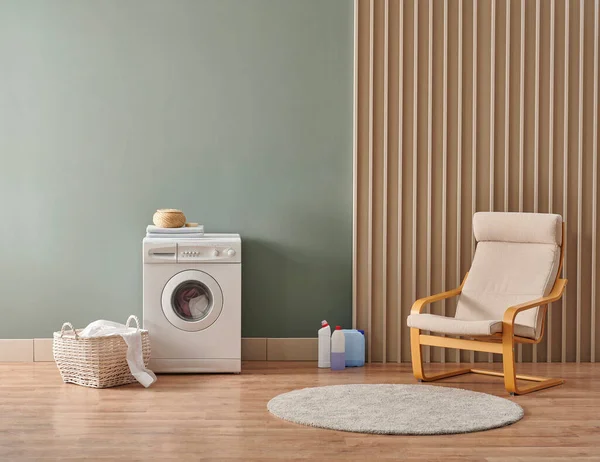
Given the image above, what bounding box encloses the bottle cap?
[358,330,365,335]
[335,326,342,330]
[321,320,328,327]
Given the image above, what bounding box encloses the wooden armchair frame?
[410,224,567,396]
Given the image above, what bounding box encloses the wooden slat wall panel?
[561,0,570,364]
[547,0,556,363]
[592,0,599,363]
[354,0,600,363]
[455,0,464,365]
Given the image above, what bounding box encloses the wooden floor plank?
[0,362,598,460]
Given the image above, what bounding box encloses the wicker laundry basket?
[53,315,151,388]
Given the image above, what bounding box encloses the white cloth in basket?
[79,320,157,388]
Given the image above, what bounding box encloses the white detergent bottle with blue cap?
[330,326,346,370]
[318,320,331,368]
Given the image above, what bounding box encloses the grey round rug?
[267,384,523,435]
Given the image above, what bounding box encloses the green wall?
[0,0,353,338]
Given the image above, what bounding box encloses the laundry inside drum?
[171,281,213,321]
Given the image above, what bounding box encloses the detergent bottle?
[342,329,365,367]
[330,326,346,370]
[318,320,331,368]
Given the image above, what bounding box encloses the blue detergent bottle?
[342,329,365,367]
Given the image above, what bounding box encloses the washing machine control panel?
[177,243,240,263]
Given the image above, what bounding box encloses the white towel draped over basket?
[78,317,157,388]
[53,315,156,388]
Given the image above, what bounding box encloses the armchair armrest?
[502,278,568,325]
[410,273,469,315]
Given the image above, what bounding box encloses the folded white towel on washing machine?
[146,232,205,239]
[146,225,204,234]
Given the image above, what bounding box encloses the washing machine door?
[161,269,223,332]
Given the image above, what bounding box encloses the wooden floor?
[0,362,599,461]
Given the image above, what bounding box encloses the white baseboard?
[266,338,318,361]
[242,338,267,360]
[0,340,34,362]
[33,338,54,361]
[0,337,318,362]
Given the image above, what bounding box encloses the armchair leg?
[501,332,518,394]
[410,328,564,395]
[410,328,471,382]
[501,331,564,395]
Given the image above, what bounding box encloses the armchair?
[407,212,567,395]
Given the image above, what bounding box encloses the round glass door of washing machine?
[161,270,223,332]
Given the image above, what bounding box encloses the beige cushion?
[407,313,536,339]
[408,212,562,341]
[454,212,562,340]
[473,212,562,246]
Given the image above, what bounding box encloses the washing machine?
[142,234,241,373]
